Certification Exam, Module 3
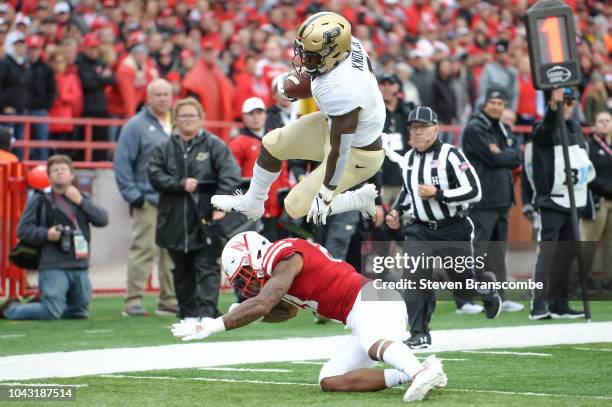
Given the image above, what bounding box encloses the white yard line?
[461,350,552,357]
[573,347,612,352]
[99,374,318,387]
[292,361,325,365]
[100,375,612,401]
[0,321,611,381]
[197,367,292,373]
[0,383,89,388]
[84,330,114,334]
[0,334,24,339]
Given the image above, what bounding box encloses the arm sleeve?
[532,108,557,146]
[147,143,186,193]
[78,195,109,227]
[16,194,49,246]
[462,124,521,169]
[211,138,242,195]
[113,121,143,204]
[438,148,481,205]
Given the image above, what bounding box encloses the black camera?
[56,225,73,254]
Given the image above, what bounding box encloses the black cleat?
[479,271,502,319]
[549,307,584,319]
[404,333,432,349]
[529,301,551,320]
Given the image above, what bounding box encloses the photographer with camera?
[148,98,241,320]
[2,155,108,320]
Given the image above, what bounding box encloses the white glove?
[276,72,297,102]
[171,317,225,341]
[381,133,408,170]
[307,186,333,225]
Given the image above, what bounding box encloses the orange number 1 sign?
[539,16,564,63]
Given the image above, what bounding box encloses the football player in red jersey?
[172,232,447,402]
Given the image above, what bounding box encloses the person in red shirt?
[229,97,291,240]
[172,231,448,402]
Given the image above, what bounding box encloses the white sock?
[384,369,410,388]
[330,190,363,215]
[382,342,423,379]
[246,163,280,201]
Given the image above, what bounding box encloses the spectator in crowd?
[148,97,240,320]
[229,97,291,241]
[395,62,421,107]
[583,72,608,126]
[516,56,538,126]
[450,53,475,125]
[525,88,591,320]
[0,31,30,158]
[255,37,289,101]
[233,55,271,121]
[114,79,176,317]
[27,35,57,161]
[377,72,412,205]
[408,50,433,107]
[178,49,195,77]
[476,40,518,111]
[76,33,114,161]
[582,111,612,291]
[48,49,81,157]
[431,58,457,144]
[1,154,108,320]
[107,41,159,122]
[182,39,234,142]
[155,42,179,79]
[462,87,524,313]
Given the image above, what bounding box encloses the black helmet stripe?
[299,12,334,38]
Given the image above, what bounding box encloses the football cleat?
[211,190,265,221]
[403,355,446,402]
[422,355,447,388]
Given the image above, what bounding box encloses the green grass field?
[1,294,611,406]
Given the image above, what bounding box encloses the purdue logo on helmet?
[293,12,351,76]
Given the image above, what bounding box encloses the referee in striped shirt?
[385,106,502,349]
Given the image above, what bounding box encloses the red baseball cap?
[180,49,194,60]
[26,35,44,49]
[82,33,100,47]
[166,71,181,83]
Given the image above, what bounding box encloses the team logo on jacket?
[196,152,209,161]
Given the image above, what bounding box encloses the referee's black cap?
[407,106,438,125]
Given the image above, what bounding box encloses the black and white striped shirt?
[396,140,481,222]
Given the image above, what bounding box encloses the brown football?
[283,70,312,100]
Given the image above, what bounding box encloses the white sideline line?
[1,321,611,381]
[0,383,89,388]
[198,368,292,373]
[0,334,24,339]
[441,388,612,401]
[574,347,612,352]
[100,375,612,401]
[292,361,325,365]
[100,375,318,387]
[461,350,552,357]
[423,358,468,362]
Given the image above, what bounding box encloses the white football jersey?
[311,37,385,148]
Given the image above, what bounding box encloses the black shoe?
[0,298,20,319]
[479,272,502,319]
[404,333,431,349]
[529,301,550,320]
[549,307,584,319]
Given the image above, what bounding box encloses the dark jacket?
[76,53,114,115]
[0,55,31,112]
[29,59,57,110]
[114,107,170,206]
[381,98,413,187]
[586,135,612,202]
[431,75,456,124]
[529,107,588,212]
[17,189,109,271]
[462,111,521,210]
[148,130,241,251]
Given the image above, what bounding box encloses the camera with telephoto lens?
[56,225,73,254]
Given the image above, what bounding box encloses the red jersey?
[261,238,368,323]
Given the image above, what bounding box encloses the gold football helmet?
[293,12,351,76]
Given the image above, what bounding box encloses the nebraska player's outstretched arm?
[171,254,302,341]
[223,254,302,330]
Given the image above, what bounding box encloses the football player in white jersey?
[212,12,386,225]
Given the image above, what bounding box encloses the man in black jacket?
[2,155,108,320]
[0,31,31,158]
[524,87,594,320]
[378,72,413,205]
[76,33,114,161]
[462,87,523,313]
[27,35,57,161]
[148,98,241,319]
